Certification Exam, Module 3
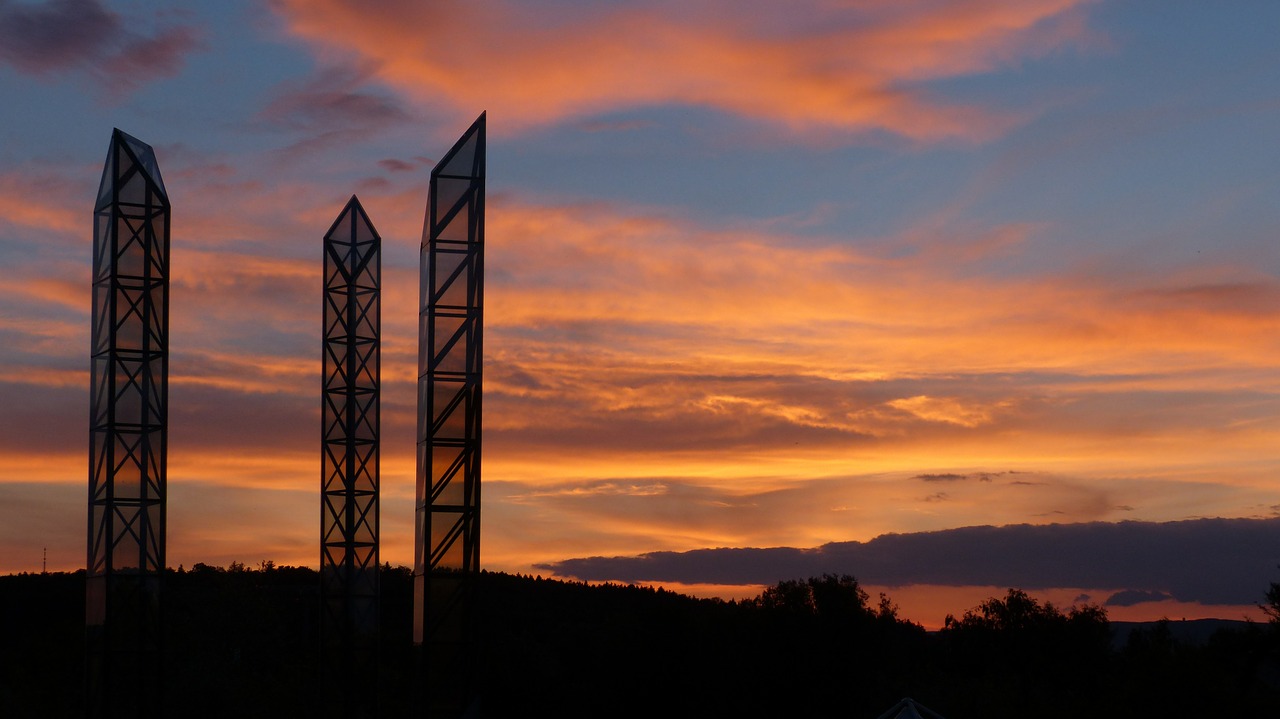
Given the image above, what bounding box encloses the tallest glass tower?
[415,112,486,717]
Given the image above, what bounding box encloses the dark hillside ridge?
[2,567,1278,718]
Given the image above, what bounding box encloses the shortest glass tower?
[321,195,381,718]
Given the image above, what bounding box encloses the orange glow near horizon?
[1,0,1279,632]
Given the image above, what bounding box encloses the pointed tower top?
[96,129,168,210]
[434,112,486,180]
[323,194,381,249]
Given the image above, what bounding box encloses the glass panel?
[90,432,110,487]
[324,294,344,340]
[112,436,144,498]
[111,509,141,572]
[355,210,377,246]
[91,382,110,429]
[115,289,144,349]
[431,250,465,300]
[438,396,468,441]
[122,132,167,198]
[322,446,342,491]
[359,343,378,385]
[419,246,431,311]
[354,302,377,342]
[149,284,166,339]
[325,208,353,245]
[433,177,470,221]
[345,237,364,276]
[149,210,168,266]
[324,344,349,388]
[321,497,341,543]
[351,514,376,547]
[326,392,349,435]
[353,258,376,289]
[89,504,109,568]
[436,200,472,242]
[94,214,112,273]
[438,262,469,309]
[114,142,130,182]
[114,380,143,427]
[433,315,466,372]
[417,378,430,442]
[435,469,465,506]
[119,168,145,205]
[416,442,428,501]
[440,132,478,178]
[145,430,163,491]
[116,221,146,276]
[414,510,428,571]
[352,445,377,492]
[146,356,164,412]
[432,446,463,489]
[431,513,462,570]
[432,381,467,439]
[353,397,376,442]
[96,146,115,209]
[418,311,431,372]
[92,286,111,352]
[145,503,162,570]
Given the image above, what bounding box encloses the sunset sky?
[2,0,1279,628]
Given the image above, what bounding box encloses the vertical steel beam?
[321,196,381,718]
[415,113,486,716]
[87,128,169,718]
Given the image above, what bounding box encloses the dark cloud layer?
[916,472,1007,483]
[1105,589,1175,607]
[0,0,200,90]
[542,518,1280,606]
[0,0,115,72]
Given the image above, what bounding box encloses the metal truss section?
[87,128,169,718]
[321,196,381,718]
[415,112,485,716]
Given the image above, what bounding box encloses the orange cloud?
[479,198,1280,376]
[7,156,1279,604]
[269,0,1099,140]
[0,168,87,235]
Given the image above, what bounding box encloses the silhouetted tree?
[1262,575,1280,623]
[747,573,873,619]
[935,589,1112,719]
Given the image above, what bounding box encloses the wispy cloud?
[269,0,1100,140]
[251,65,414,160]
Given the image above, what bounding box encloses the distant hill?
[1110,617,1254,648]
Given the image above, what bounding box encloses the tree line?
[2,565,1279,717]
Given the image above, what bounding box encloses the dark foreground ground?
[3,566,1279,718]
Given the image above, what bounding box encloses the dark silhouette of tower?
[87,128,169,718]
[415,112,485,717]
[321,196,381,718]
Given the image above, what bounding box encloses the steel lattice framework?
[415,112,486,716]
[87,128,169,718]
[321,196,381,718]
